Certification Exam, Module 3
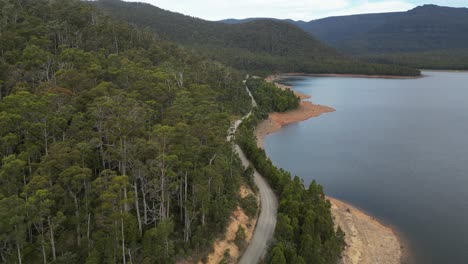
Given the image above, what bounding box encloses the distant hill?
[223,5,468,70]
[334,5,468,54]
[306,5,468,69]
[93,0,420,76]
[293,12,402,47]
[221,13,401,47]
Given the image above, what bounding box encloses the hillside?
[0,0,252,262]
[93,0,420,76]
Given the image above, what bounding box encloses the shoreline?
[328,197,403,264]
[267,73,422,81]
[255,81,335,148]
[420,69,468,73]
[257,77,404,264]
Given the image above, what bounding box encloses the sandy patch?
[328,197,402,264]
[201,185,258,264]
[239,185,253,199]
[255,102,335,148]
[255,79,335,148]
[255,75,335,148]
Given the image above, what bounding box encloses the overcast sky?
[127,0,468,21]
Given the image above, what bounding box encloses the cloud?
[137,0,352,20]
[133,0,462,21]
[323,1,415,18]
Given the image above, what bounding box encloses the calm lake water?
[264,71,468,264]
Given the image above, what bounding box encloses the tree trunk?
[16,242,22,264]
[160,166,166,220]
[87,213,91,243]
[128,249,133,264]
[122,138,129,212]
[121,216,126,264]
[48,217,56,261]
[184,172,190,241]
[41,230,47,264]
[166,198,170,220]
[133,180,142,237]
[73,195,81,247]
[142,184,148,224]
[44,127,49,156]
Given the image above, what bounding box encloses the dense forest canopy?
[92,0,420,76]
[0,0,259,263]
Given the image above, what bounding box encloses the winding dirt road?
[236,144,277,264]
[228,80,278,264]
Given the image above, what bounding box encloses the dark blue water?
[264,71,468,264]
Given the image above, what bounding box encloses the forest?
[236,79,345,264]
[0,0,257,263]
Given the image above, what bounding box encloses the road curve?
[236,144,278,264]
[228,79,278,264]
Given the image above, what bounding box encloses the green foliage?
[239,194,257,219]
[93,0,420,76]
[360,50,468,70]
[143,220,175,263]
[247,79,300,113]
[269,244,287,264]
[234,225,247,250]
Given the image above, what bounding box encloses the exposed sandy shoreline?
[328,197,402,264]
[255,101,335,148]
[257,77,403,264]
[255,81,335,148]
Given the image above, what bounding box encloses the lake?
[264,71,468,264]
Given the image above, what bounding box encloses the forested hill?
[296,5,468,69]
[92,0,420,76]
[305,5,468,54]
[0,0,254,263]
[292,12,402,46]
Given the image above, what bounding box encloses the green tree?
[269,244,287,264]
[143,220,175,264]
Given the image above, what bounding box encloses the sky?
[128,0,468,21]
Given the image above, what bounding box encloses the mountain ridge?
[220,5,468,69]
[93,0,420,76]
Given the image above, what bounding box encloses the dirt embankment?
[201,185,258,264]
